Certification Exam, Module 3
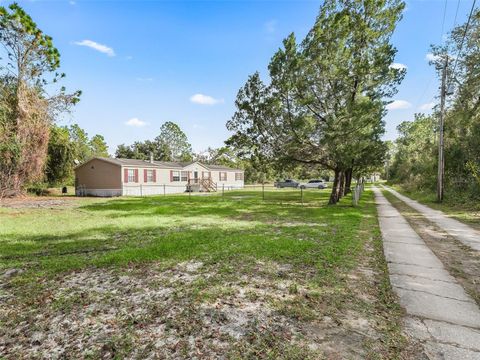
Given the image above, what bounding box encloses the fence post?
[140,184,143,197]
[163,184,166,196]
[301,187,304,205]
[352,184,362,206]
[262,183,265,201]
[222,184,225,199]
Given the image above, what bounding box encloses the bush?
[26,183,50,196]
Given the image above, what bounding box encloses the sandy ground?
[0,255,421,359]
[0,196,80,209]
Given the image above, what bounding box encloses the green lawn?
[1,189,361,274]
[0,189,412,359]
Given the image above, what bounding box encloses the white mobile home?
[74,157,244,197]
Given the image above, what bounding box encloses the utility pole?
[437,57,448,202]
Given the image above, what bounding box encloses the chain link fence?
[119,182,365,206]
[219,184,328,204]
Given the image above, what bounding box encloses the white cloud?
[386,100,412,110]
[74,40,115,57]
[264,20,277,34]
[390,62,407,70]
[69,1,76,5]
[125,118,147,127]
[425,53,439,62]
[419,102,435,111]
[190,93,223,105]
[426,52,457,64]
[136,77,154,82]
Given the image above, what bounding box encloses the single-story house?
[74,157,245,197]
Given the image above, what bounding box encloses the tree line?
[388,7,480,202]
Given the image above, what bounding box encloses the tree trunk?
[328,169,340,205]
[338,171,345,199]
[344,168,353,195]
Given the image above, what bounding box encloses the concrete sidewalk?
[382,185,480,252]
[373,187,480,359]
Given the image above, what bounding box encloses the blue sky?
[12,0,475,154]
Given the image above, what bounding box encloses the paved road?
[373,187,480,359]
[382,185,480,252]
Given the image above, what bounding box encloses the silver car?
[299,180,328,189]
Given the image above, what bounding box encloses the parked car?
[299,180,328,189]
[274,179,299,188]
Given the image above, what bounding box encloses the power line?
[450,0,477,83]
[440,0,449,43]
[416,0,449,109]
[414,77,434,109]
[452,0,461,29]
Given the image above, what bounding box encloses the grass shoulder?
[388,183,480,230]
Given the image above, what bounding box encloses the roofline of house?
[73,157,114,170]
[74,157,244,172]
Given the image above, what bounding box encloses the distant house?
[74,157,244,197]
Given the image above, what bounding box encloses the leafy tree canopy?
[46,124,108,186]
[227,0,405,203]
[155,121,193,162]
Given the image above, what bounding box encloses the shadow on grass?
[1,223,358,276]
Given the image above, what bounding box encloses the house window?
[146,170,155,182]
[128,169,136,182]
[219,172,227,181]
[172,171,180,182]
[202,171,210,179]
[235,172,244,181]
[181,171,188,181]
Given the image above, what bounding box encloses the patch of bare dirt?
[0,251,420,359]
[0,197,79,209]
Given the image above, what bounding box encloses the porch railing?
[187,178,217,192]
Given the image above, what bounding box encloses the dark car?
[274,179,299,188]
